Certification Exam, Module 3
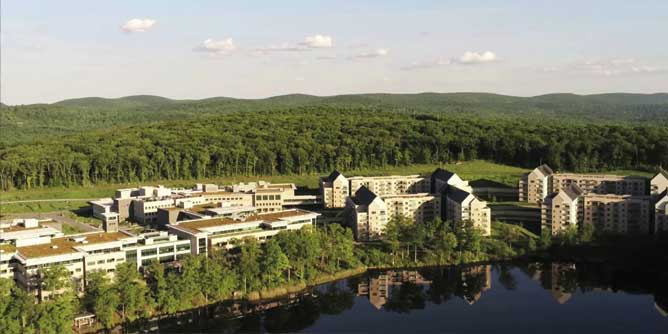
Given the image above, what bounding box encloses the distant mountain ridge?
[8,92,664,108]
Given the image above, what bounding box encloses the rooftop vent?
[51,245,58,249]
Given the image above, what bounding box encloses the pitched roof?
[447,186,472,203]
[352,186,379,205]
[535,164,554,177]
[432,168,456,182]
[323,170,343,182]
[562,184,583,201]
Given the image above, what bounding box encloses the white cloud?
[194,38,237,55]
[121,18,156,33]
[355,48,389,58]
[301,34,333,48]
[456,51,497,64]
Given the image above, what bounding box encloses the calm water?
[132,262,668,333]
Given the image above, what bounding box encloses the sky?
[1,0,667,105]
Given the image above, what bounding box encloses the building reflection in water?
[357,270,432,309]
[357,265,492,310]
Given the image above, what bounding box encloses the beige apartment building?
[345,186,388,241]
[541,184,583,235]
[349,175,431,197]
[0,244,16,279]
[445,187,491,236]
[521,164,649,205]
[518,164,554,204]
[320,170,350,209]
[383,194,441,226]
[655,190,668,234]
[651,170,668,195]
[553,173,647,197]
[583,194,652,234]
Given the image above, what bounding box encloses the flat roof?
[17,232,130,259]
[174,209,317,233]
[0,244,17,253]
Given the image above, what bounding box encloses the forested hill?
[1,92,667,146]
[1,107,666,190]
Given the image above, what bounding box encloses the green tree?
[239,238,262,293]
[262,240,290,287]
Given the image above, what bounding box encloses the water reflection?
[130,262,668,333]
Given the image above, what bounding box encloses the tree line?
[1,107,666,190]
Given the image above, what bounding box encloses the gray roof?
[352,186,379,206]
[446,186,472,203]
[432,168,456,182]
[561,184,583,201]
[323,170,343,182]
[535,164,554,177]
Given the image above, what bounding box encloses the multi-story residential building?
[553,173,647,197]
[541,184,583,235]
[655,190,668,234]
[320,170,350,209]
[651,169,668,195]
[383,194,441,226]
[445,187,492,236]
[431,168,472,194]
[345,186,388,241]
[518,164,554,204]
[167,209,319,253]
[349,175,431,197]
[520,164,649,205]
[583,194,652,234]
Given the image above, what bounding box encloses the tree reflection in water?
[139,262,668,333]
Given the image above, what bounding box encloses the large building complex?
[520,164,648,205]
[90,181,320,226]
[522,164,658,236]
[343,168,490,241]
[167,209,319,253]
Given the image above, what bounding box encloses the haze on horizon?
[1,0,667,105]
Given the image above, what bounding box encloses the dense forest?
[1,92,667,146]
[1,106,667,190]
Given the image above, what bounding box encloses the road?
[0,198,96,204]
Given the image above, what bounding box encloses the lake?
[130,262,667,333]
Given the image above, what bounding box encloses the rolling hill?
[1,92,667,146]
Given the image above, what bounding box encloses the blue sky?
[2,0,667,104]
